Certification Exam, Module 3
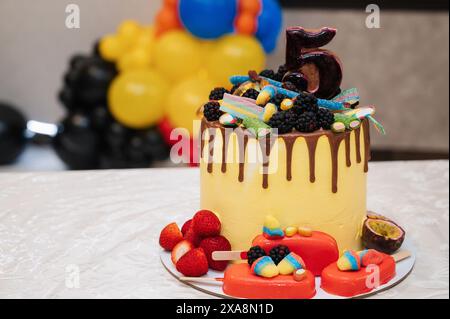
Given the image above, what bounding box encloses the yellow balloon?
[108,70,168,129]
[99,34,126,62]
[117,20,142,48]
[118,47,152,72]
[207,34,266,87]
[153,31,202,81]
[134,26,155,52]
[166,75,214,135]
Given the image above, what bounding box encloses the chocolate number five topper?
[285,27,342,100]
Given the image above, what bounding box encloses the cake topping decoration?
[219,93,265,121]
[247,246,267,266]
[358,249,384,267]
[242,117,271,138]
[277,252,306,275]
[362,214,405,254]
[201,25,378,192]
[284,226,298,237]
[269,245,291,265]
[298,226,313,237]
[285,27,341,99]
[293,269,307,282]
[263,215,285,239]
[219,113,239,127]
[337,250,361,271]
[280,98,294,111]
[251,256,279,278]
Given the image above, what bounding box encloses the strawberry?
[181,219,192,236]
[171,240,194,265]
[199,236,231,271]
[176,248,209,277]
[192,210,221,237]
[184,224,202,247]
[159,222,183,251]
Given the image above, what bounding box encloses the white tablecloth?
[0,161,448,299]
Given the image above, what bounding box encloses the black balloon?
[59,54,117,112]
[53,113,100,170]
[55,48,171,170]
[0,102,27,165]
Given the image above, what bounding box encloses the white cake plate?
[161,238,416,299]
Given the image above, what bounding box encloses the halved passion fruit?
[362,216,405,254]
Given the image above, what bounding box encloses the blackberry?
[203,101,222,121]
[268,111,297,134]
[293,92,319,114]
[317,108,335,130]
[259,69,276,80]
[209,87,229,101]
[269,93,287,107]
[295,111,319,133]
[247,246,267,265]
[242,88,260,100]
[269,245,290,265]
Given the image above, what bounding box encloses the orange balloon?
[239,0,261,14]
[155,7,182,36]
[236,13,257,35]
[164,0,178,8]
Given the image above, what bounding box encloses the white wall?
[0,0,448,151]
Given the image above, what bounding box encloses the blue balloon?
[256,0,283,53]
[179,0,237,39]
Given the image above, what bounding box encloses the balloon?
[53,113,100,170]
[155,5,183,36]
[179,0,237,39]
[134,26,156,52]
[153,31,202,81]
[108,70,168,129]
[99,34,126,62]
[166,75,213,135]
[117,20,142,47]
[117,47,152,72]
[207,35,266,87]
[0,102,27,165]
[256,0,283,54]
[60,55,117,111]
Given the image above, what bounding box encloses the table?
[0,161,448,299]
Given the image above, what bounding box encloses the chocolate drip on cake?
[200,120,207,159]
[219,127,232,173]
[362,120,371,173]
[207,128,215,173]
[200,118,370,193]
[354,127,362,164]
[238,132,249,183]
[344,133,352,168]
[327,133,346,193]
[284,138,296,181]
[259,134,276,189]
[305,136,319,183]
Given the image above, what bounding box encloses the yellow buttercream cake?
[200,119,371,252]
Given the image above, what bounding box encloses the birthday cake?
[159,27,407,299]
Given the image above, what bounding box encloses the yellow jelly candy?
[280,99,294,111]
[298,226,313,237]
[293,269,307,282]
[285,226,297,237]
[263,103,278,123]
